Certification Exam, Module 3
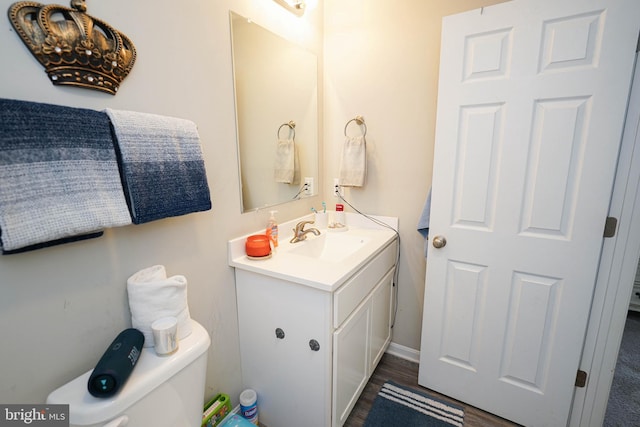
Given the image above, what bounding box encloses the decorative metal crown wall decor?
[8,0,136,95]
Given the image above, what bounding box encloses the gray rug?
[364,381,464,427]
[604,312,640,426]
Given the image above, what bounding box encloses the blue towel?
[0,99,132,253]
[417,188,432,257]
[105,109,211,224]
[1,232,104,255]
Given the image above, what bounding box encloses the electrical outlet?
[333,178,343,197]
[304,177,314,196]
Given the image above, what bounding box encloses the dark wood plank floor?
[344,353,520,427]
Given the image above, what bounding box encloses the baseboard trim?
[385,341,420,363]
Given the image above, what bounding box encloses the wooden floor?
[344,353,520,427]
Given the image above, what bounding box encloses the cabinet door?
[333,301,370,427]
[369,268,395,372]
[236,270,332,427]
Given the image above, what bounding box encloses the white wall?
[0,0,322,406]
[323,0,507,351]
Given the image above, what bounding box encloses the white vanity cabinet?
[332,266,395,426]
[234,239,397,427]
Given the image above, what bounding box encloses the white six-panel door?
[418,1,640,426]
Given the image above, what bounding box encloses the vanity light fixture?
[272,0,306,16]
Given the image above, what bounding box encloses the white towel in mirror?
[274,138,299,184]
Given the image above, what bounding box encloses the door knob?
[432,235,447,248]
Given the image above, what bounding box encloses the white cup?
[314,212,328,229]
[152,316,178,356]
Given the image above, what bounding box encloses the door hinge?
[603,217,618,238]
[575,370,588,388]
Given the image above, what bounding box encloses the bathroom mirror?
[230,11,319,212]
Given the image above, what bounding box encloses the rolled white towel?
[127,265,193,347]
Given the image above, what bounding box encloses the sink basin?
[228,213,398,291]
[289,232,372,262]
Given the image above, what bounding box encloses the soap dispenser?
[266,210,279,248]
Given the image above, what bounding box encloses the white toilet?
[47,319,210,427]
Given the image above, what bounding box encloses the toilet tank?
[47,319,210,427]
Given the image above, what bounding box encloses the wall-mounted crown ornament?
[8,0,136,95]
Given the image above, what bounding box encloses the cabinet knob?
[309,339,320,351]
[275,328,285,339]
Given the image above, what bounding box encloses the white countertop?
[228,212,398,292]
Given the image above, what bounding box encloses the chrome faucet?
[290,220,321,243]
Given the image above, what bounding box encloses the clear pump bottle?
[266,210,278,248]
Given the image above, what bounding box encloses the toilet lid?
[46,320,210,425]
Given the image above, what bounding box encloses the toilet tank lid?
[46,319,210,425]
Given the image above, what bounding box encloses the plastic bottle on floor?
[239,389,258,425]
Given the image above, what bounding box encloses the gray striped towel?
[0,98,132,252]
[105,109,211,224]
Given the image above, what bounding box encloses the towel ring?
[344,115,367,137]
[277,121,296,141]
